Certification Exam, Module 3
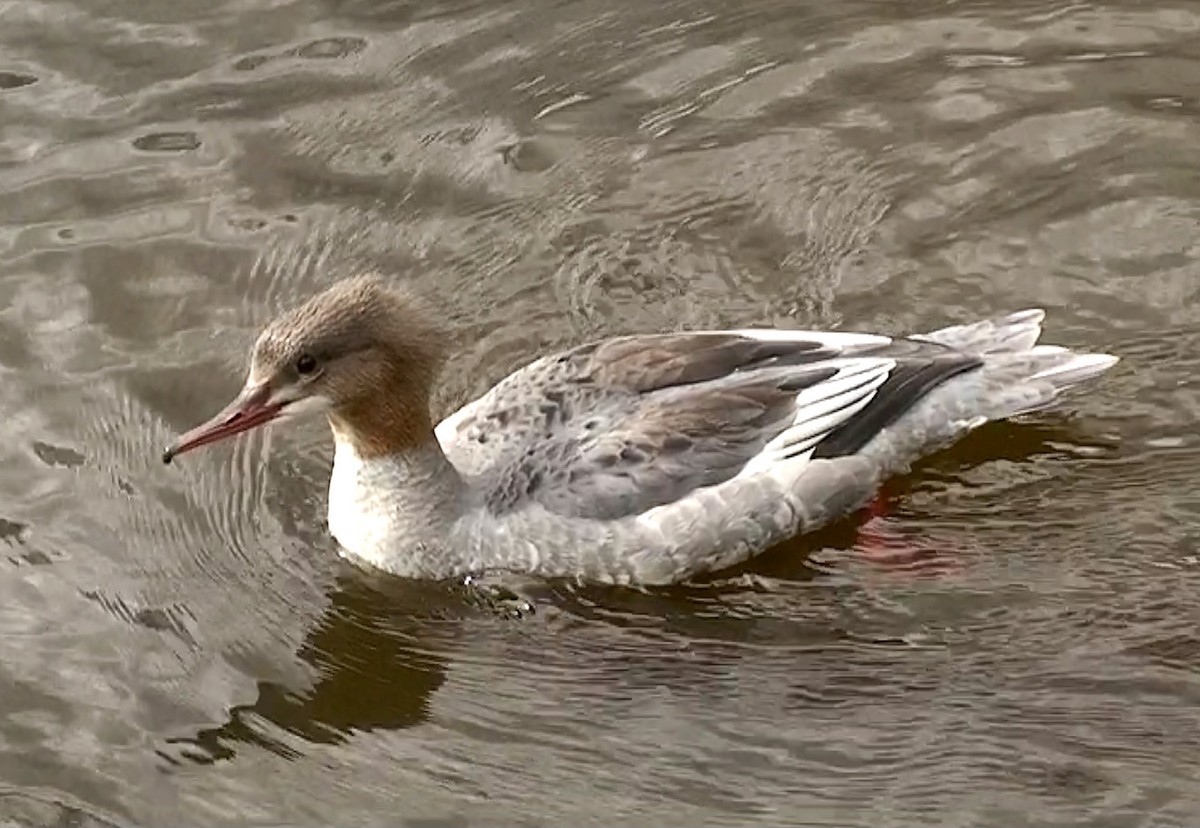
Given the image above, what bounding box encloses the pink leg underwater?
[852,492,964,577]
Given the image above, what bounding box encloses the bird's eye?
[295,354,318,376]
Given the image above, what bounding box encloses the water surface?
[0,0,1198,825]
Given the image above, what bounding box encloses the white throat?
[326,437,465,574]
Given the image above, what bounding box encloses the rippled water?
[1,0,1198,825]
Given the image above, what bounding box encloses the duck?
[162,274,1118,585]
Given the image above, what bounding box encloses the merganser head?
[163,273,445,463]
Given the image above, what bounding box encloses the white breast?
[327,442,400,567]
[325,438,468,576]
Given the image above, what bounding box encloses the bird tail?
[917,308,1118,419]
[915,307,1048,355]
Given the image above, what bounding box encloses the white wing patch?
[737,357,896,478]
[728,328,892,349]
[434,400,473,453]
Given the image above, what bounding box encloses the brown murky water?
[1,0,1198,825]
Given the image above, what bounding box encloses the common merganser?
[163,274,1118,585]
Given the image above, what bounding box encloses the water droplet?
[132,131,201,152]
[21,549,51,565]
[295,37,367,60]
[0,71,37,90]
[0,517,28,545]
[227,215,268,232]
[499,139,556,173]
[233,54,271,71]
[31,441,85,468]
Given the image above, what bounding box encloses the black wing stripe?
[810,356,982,459]
[776,365,841,393]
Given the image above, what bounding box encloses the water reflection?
[164,574,450,764]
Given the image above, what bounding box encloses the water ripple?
[0,0,1199,825]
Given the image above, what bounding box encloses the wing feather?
[434,329,981,521]
[740,359,894,476]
